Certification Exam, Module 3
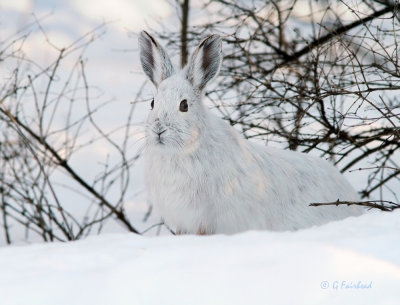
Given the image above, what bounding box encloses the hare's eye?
[179,99,188,112]
[151,99,154,110]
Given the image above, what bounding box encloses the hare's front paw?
[196,228,210,235]
[175,228,211,235]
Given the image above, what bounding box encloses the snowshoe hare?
[139,31,363,234]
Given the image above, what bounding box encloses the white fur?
[139,32,363,234]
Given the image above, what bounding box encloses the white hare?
[139,31,363,234]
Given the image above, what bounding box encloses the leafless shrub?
[157,0,400,209]
[0,20,142,244]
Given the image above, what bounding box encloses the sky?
[0,0,172,98]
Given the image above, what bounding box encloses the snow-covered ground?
[0,210,399,305]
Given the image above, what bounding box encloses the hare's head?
[139,31,222,152]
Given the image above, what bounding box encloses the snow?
[0,210,399,305]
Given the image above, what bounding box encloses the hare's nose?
[156,129,167,138]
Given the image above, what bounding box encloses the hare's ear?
[139,31,174,87]
[186,34,222,91]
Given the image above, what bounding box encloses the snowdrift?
[0,210,399,305]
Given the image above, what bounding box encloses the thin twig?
[309,200,400,211]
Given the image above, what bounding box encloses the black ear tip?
[200,34,221,48]
[141,30,150,37]
[209,34,221,41]
[140,30,158,46]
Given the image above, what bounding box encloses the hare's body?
[139,32,363,234]
[145,94,361,234]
